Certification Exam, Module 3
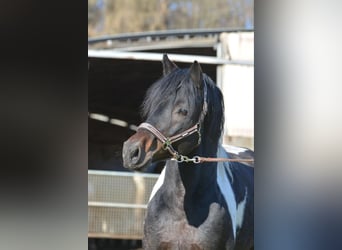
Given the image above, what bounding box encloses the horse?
[122,54,254,250]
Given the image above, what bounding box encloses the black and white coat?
[144,145,254,250]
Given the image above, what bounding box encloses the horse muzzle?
[122,130,164,170]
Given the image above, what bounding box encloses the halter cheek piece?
[138,83,208,163]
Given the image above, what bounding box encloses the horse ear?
[162,54,178,76]
[189,61,203,88]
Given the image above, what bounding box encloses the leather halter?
[138,82,208,162]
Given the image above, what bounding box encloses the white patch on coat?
[216,146,237,240]
[148,167,166,202]
[236,188,248,230]
[218,146,234,183]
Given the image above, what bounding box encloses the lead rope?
[176,156,254,164]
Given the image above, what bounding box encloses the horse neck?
[162,135,219,226]
[176,134,219,196]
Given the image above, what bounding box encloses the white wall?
[218,32,254,148]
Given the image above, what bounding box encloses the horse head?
[122,54,206,170]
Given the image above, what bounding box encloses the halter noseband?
[138,83,208,163]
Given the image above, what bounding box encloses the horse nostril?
[130,146,141,164]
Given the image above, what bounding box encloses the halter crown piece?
[138,82,208,163]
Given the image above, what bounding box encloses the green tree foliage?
[88,0,253,37]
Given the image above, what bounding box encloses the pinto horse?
[122,55,254,250]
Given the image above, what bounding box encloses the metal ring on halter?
[162,139,171,150]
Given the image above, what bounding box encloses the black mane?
[202,74,225,146]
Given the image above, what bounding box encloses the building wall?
[218,32,254,149]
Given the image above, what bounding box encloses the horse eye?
[177,108,188,116]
